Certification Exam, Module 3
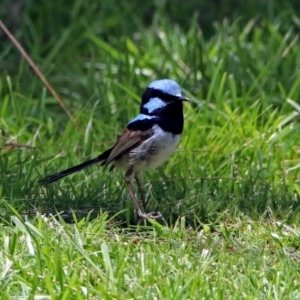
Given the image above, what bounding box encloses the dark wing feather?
[105,128,153,165]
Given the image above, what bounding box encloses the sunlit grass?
[1,1,300,298]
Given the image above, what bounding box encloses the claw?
[138,211,163,220]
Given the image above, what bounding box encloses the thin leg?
[135,175,147,210]
[125,175,162,222]
[125,177,144,217]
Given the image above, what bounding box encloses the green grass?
[1,213,300,299]
[1,0,300,298]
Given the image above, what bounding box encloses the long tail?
[39,148,112,185]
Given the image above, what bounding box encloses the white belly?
[114,125,180,173]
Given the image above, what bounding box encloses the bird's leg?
[125,172,162,222]
[134,175,147,211]
[125,177,145,218]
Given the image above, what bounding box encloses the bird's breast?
[114,125,180,173]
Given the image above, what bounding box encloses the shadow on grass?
[8,177,300,228]
[2,153,300,227]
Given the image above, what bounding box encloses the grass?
[1,213,300,299]
[1,0,300,298]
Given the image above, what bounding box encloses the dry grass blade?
[0,19,79,129]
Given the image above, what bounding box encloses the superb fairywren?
[39,79,189,221]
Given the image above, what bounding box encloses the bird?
[39,79,189,221]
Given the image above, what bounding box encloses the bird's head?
[141,79,188,114]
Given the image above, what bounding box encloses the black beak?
[179,96,189,102]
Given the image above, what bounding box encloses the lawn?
[1,0,300,298]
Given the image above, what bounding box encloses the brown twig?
[0,142,36,150]
[0,19,79,129]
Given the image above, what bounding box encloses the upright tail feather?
[39,148,112,185]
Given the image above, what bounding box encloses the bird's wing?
[105,128,152,165]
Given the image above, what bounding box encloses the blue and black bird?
[39,79,189,221]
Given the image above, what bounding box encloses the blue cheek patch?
[127,114,155,125]
[143,97,167,113]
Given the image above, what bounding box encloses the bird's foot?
[138,211,163,220]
